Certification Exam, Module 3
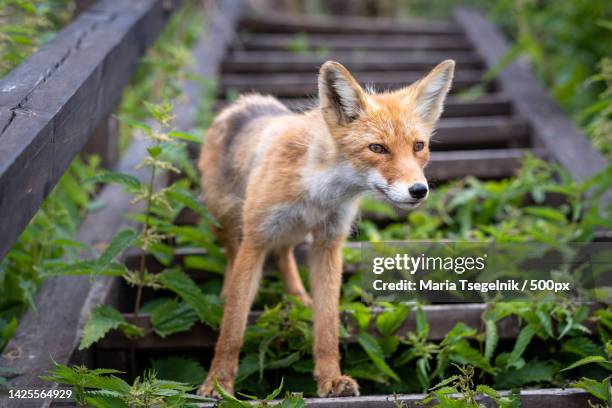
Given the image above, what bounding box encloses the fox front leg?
[308,236,359,397]
[198,240,267,397]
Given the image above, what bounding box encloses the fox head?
[318,60,455,209]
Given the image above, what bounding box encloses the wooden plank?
[95,303,520,351]
[433,116,529,150]
[238,33,473,51]
[240,13,462,35]
[215,94,513,118]
[0,0,177,260]
[453,9,610,190]
[222,50,484,73]
[96,300,600,351]
[201,388,593,408]
[220,70,486,97]
[427,148,546,181]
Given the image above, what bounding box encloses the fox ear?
[411,60,455,124]
[319,61,366,125]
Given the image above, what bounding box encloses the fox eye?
[414,141,425,152]
[369,143,389,154]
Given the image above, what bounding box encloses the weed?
[41,362,211,407]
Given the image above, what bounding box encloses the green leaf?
[265,377,284,401]
[375,304,410,337]
[151,357,206,385]
[169,130,202,144]
[561,336,603,358]
[158,269,222,327]
[266,352,301,370]
[506,326,536,368]
[429,375,460,391]
[150,299,199,337]
[571,377,611,402]
[524,207,567,223]
[277,393,306,408]
[495,361,553,389]
[95,230,139,274]
[214,379,249,407]
[79,306,144,350]
[535,309,554,338]
[356,332,400,381]
[236,355,259,382]
[258,333,279,380]
[85,172,142,190]
[449,341,495,374]
[84,393,129,408]
[475,384,500,399]
[416,357,430,390]
[147,146,162,158]
[561,355,610,372]
[484,319,498,362]
[343,302,371,330]
[184,255,226,274]
[415,305,429,338]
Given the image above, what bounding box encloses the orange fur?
[198,60,455,397]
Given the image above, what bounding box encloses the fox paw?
[317,375,360,397]
[197,376,234,398]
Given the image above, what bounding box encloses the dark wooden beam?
[427,148,546,181]
[240,12,462,35]
[219,70,486,97]
[198,388,593,408]
[238,33,472,51]
[215,94,513,118]
[0,0,178,259]
[94,303,517,351]
[432,116,529,150]
[222,50,484,73]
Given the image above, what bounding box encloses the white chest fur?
[259,163,364,245]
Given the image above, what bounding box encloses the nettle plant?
[217,296,610,399]
[44,101,222,349]
[42,362,211,407]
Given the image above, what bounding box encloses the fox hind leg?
[210,219,241,300]
[274,246,311,305]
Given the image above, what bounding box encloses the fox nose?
[409,183,428,200]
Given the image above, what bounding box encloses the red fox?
[198,60,455,397]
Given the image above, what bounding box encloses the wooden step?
[215,94,513,118]
[432,116,530,150]
[240,13,462,35]
[220,70,486,97]
[238,33,473,51]
[95,303,519,351]
[199,389,595,408]
[427,148,545,181]
[223,50,484,73]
